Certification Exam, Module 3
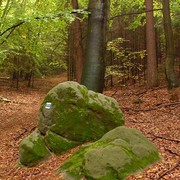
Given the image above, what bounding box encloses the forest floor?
[0,75,179,180]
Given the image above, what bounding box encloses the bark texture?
[71,0,84,83]
[145,0,158,88]
[81,0,109,93]
[162,0,179,88]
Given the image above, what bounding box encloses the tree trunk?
[71,0,84,83]
[67,27,75,81]
[162,0,179,88]
[81,0,109,93]
[145,0,158,88]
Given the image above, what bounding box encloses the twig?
[109,9,163,21]
[157,161,180,180]
[0,96,11,102]
[13,128,28,141]
[110,90,119,97]
[123,101,180,112]
[135,85,167,97]
[13,126,36,141]
[164,148,179,156]
[149,133,180,143]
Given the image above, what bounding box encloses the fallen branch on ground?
[123,101,180,112]
[149,133,180,143]
[13,126,36,141]
[13,128,28,141]
[0,96,11,102]
[164,148,179,156]
[157,161,180,180]
[135,85,167,97]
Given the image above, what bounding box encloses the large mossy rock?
[58,126,160,180]
[19,81,124,166]
[38,81,124,142]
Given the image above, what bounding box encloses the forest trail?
[0,76,179,180]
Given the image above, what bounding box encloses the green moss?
[44,130,80,154]
[38,81,124,143]
[58,127,160,180]
[19,129,51,167]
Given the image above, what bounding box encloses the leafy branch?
[0,9,88,41]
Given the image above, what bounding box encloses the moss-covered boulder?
[19,129,51,167]
[19,81,124,166]
[58,126,160,180]
[38,81,124,142]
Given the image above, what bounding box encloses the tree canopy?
[0,0,179,89]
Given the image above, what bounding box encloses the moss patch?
[58,127,160,180]
[44,130,80,154]
[19,81,124,167]
[38,81,124,142]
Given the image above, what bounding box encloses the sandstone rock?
[44,130,80,154]
[19,129,51,167]
[58,126,160,180]
[38,81,124,142]
[19,81,124,166]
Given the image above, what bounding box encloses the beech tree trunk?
[145,0,158,88]
[162,0,179,88]
[81,0,109,93]
[71,0,84,83]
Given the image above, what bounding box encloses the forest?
[0,0,179,179]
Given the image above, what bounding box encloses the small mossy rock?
[44,130,80,154]
[58,126,160,180]
[38,81,124,142]
[19,129,51,167]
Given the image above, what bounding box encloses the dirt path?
[0,77,179,180]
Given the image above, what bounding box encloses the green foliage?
[106,37,146,82]
[0,0,179,83]
[0,0,72,78]
[110,0,145,30]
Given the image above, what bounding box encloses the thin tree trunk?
[145,0,158,88]
[71,0,84,83]
[81,0,109,93]
[162,0,179,88]
[68,26,75,80]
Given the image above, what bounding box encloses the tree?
[0,0,70,85]
[145,0,158,88]
[162,0,179,88]
[81,0,109,93]
[71,0,84,83]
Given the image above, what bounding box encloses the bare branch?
[109,8,163,21]
[123,101,180,112]
[157,161,180,180]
